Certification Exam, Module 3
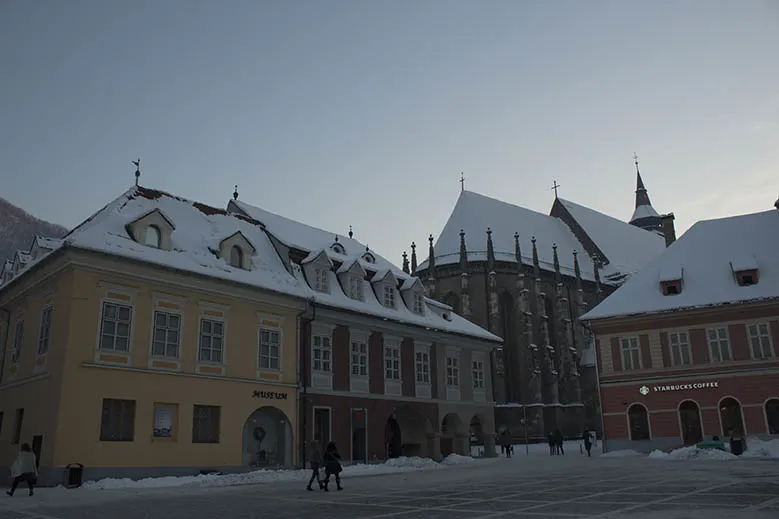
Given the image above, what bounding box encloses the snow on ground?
[82,454,484,491]
[741,437,779,459]
[601,449,643,458]
[649,446,737,461]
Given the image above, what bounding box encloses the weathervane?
[132,159,141,186]
[460,172,465,192]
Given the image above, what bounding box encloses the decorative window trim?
[445,351,460,387]
[258,326,282,372]
[384,339,401,381]
[37,305,53,356]
[747,322,774,360]
[668,330,692,366]
[96,299,134,355]
[350,329,369,379]
[620,336,642,371]
[412,291,425,315]
[414,343,432,385]
[314,267,330,293]
[149,309,183,360]
[197,316,226,365]
[472,354,486,390]
[383,285,396,309]
[707,327,732,363]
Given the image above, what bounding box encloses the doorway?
[32,435,43,469]
[314,407,331,446]
[351,408,367,463]
[385,415,402,458]
[679,401,702,445]
[242,407,293,467]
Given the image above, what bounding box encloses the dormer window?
[661,280,682,296]
[315,268,329,293]
[659,265,683,296]
[362,252,376,264]
[331,243,345,255]
[413,292,425,314]
[144,225,161,248]
[383,285,395,308]
[735,269,759,287]
[349,275,363,300]
[230,246,243,268]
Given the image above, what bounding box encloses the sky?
[2,0,778,266]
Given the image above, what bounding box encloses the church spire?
[592,254,603,300]
[486,228,495,272]
[531,236,540,279]
[459,229,468,272]
[552,243,561,285]
[427,234,436,277]
[410,242,417,273]
[573,250,583,292]
[514,232,521,263]
[402,251,409,274]
[633,153,653,209]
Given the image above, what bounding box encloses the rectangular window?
[192,405,220,443]
[153,404,176,438]
[99,399,135,442]
[413,293,424,314]
[11,320,23,363]
[472,359,485,389]
[99,302,132,352]
[259,328,281,370]
[151,311,181,358]
[349,276,363,300]
[415,351,430,383]
[312,335,331,372]
[351,340,368,376]
[315,268,329,292]
[383,285,395,308]
[620,337,641,370]
[669,331,691,366]
[446,354,459,386]
[12,408,23,444]
[707,327,731,363]
[748,323,773,359]
[37,306,53,355]
[198,319,224,363]
[384,344,400,380]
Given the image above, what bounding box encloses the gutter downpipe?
[581,321,606,455]
[298,297,315,469]
[0,308,9,385]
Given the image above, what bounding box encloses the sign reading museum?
[639,381,719,395]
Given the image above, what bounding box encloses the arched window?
[144,225,161,248]
[765,399,779,434]
[230,245,244,268]
[628,404,650,440]
[719,397,745,436]
[679,400,702,444]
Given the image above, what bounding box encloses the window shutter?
[659,332,671,367]
[639,334,652,369]
[610,337,622,372]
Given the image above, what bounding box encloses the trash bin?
[65,463,84,488]
[729,438,744,456]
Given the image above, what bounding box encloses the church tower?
[628,153,664,234]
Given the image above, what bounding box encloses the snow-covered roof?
[582,209,779,320]
[34,236,63,250]
[1,185,500,342]
[558,198,666,276]
[630,203,660,222]
[420,190,604,281]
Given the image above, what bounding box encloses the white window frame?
[150,310,182,359]
[748,323,774,359]
[312,334,332,373]
[412,292,425,315]
[415,348,430,384]
[620,336,641,371]
[351,338,368,377]
[669,331,692,366]
[99,301,133,353]
[314,268,329,293]
[472,357,485,390]
[383,285,395,308]
[144,225,161,248]
[384,342,400,381]
[198,318,225,364]
[349,275,363,301]
[259,327,282,371]
[446,352,460,387]
[11,320,23,364]
[707,327,731,363]
[37,305,53,356]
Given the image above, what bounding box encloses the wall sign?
[639,381,719,395]
[153,406,174,437]
[252,390,288,400]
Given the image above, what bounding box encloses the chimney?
[661,213,676,247]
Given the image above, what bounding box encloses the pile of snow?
[601,449,643,458]
[742,438,779,459]
[649,446,737,461]
[82,455,482,490]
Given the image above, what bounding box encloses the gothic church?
[407,161,675,439]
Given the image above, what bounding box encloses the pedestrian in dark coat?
[501,431,512,458]
[583,430,592,457]
[554,429,565,455]
[6,443,37,497]
[322,442,343,491]
[306,440,323,491]
[548,432,555,455]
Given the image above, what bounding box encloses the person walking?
[548,432,556,456]
[306,440,323,491]
[6,443,37,497]
[501,431,512,458]
[322,441,343,492]
[583,429,592,457]
[554,429,565,455]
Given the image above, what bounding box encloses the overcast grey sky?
[2,0,777,264]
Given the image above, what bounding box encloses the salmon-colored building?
[582,203,779,452]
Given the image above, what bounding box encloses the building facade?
[583,204,779,452]
[410,168,673,440]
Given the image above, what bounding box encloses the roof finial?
[552,243,561,281]
[334,235,339,242]
[573,250,583,290]
[633,152,640,172]
[427,235,436,276]
[531,236,540,278]
[459,229,468,271]
[514,232,521,263]
[410,242,418,273]
[460,172,465,192]
[365,245,369,252]
[486,228,495,271]
[402,251,409,274]
[233,184,239,200]
[132,159,141,186]
[551,180,561,199]
[348,225,353,239]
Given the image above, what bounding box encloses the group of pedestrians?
[306,440,343,492]
[547,429,565,455]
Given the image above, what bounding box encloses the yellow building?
[0,187,307,485]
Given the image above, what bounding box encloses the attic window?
[230,246,244,269]
[412,292,425,315]
[144,225,161,248]
[661,280,682,296]
[314,268,329,293]
[348,275,363,301]
[383,285,395,308]
[331,243,345,255]
[362,252,376,264]
[736,269,758,287]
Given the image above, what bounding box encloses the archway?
[470,415,485,456]
[678,400,702,444]
[387,405,434,458]
[719,397,745,436]
[441,413,464,457]
[242,407,293,468]
[765,399,779,434]
[628,404,650,441]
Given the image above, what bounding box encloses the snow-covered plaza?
[2,442,778,519]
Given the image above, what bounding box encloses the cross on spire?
[460,172,465,192]
[551,180,561,199]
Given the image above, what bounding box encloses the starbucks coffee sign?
[639,381,719,395]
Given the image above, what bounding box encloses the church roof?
[582,208,779,320]
[557,198,666,275]
[420,190,602,281]
[630,203,660,222]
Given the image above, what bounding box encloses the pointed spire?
[531,236,540,279]
[592,253,602,295]
[402,251,410,274]
[573,251,582,291]
[459,229,468,271]
[132,159,141,186]
[552,243,561,283]
[514,232,521,263]
[349,225,353,239]
[411,242,417,273]
[427,234,436,275]
[633,152,652,208]
[233,184,239,201]
[486,228,495,271]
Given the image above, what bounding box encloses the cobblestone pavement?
[2,455,779,518]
